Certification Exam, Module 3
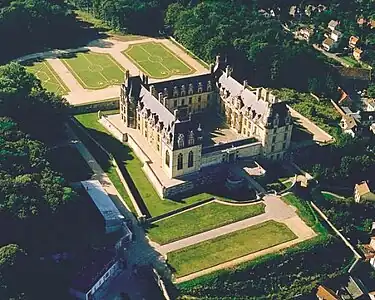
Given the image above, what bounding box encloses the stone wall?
[100,115,125,142]
[72,98,119,114]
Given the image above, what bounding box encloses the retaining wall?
[72,98,119,114]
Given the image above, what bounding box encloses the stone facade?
[120,57,293,179]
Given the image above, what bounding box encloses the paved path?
[17,37,209,105]
[158,195,315,255]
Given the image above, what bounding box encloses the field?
[62,52,125,89]
[123,42,195,79]
[147,202,265,245]
[25,61,69,95]
[168,220,297,277]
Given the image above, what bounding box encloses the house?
[323,38,335,51]
[331,30,342,43]
[328,20,339,31]
[369,20,375,29]
[305,4,316,17]
[363,98,375,112]
[358,17,367,26]
[340,114,358,137]
[354,181,375,203]
[349,36,360,49]
[353,48,364,61]
[69,250,123,300]
[316,285,340,300]
[300,27,314,41]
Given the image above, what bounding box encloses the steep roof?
[316,285,340,300]
[323,38,335,46]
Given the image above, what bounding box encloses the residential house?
[349,36,360,49]
[369,20,375,29]
[331,30,342,43]
[69,250,123,300]
[354,181,375,203]
[316,285,340,300]
[289,6,301,18]
[358,17,367,26]
[340,114,358,137]
[299,27,314,42]
[363,98,375,112]
[353,48,364,61]
[328,20,339,31]
[323,38,335,51]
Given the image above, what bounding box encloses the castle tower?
[120,72,142,128]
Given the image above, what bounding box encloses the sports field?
[25,61,69,95]
[123,42,195,79]
[62,52,125,90]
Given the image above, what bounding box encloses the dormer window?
[188,83,194,95]
[198,82,203,93]
[273,113,279,128]
[285,111,291,125]
[177,133,185,148]
[181,85,186,96]
[188,131,194,146]
[163,87,168,97]
[207,80,212,92]
[173,86,179,97]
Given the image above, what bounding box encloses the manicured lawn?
[25,60,69,95]
[147,202,265,245]
[47,146,93,182]
[123,42,195,79]
[62,52,125,89]
[74,112,211,217]
[168,220,297,277]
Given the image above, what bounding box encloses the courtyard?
[24,60,69,95]
[122,41,195,79]
[61,51,125,89]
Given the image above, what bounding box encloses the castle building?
[120,57,293,180]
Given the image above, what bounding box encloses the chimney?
[256,88,261,100]
[243,80,248,88]
[158,92,163,102]
[125,70,130,82]
[174,109,179,119]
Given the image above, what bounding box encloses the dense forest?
[0,63,102,299]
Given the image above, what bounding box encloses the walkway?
[16,37,209,105]
[157,195,316,255]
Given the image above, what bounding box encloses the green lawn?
[123,42,195,79]
[148,202,265,245]
[74,112,211,217]
[25,60,69,95]
[47,146,93,182]
[62,52,125,89]
[168,220,297,277]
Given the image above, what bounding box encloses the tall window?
[165,150,170,167]
[188,151,194,168]
[177,134,185,148]
[177,153,183,170]
[188,131,194,146]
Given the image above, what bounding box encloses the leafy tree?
[368,84,375,98]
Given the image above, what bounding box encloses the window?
[188,151,194,167]
[181,99,185,106]
[145,131,147,138]
[177,153,183,170]
[198,96,202,102]
[188,131,194,146]
[271,145,275,152]
[174,100,177,107]
[189,97,192,104]
[284,132,288,140]
[157,144,160,151]
[272,136,276,143]
[283,142,287,149]
[177,134,185,148]
[165,150,170,167]
[198,104,201,110]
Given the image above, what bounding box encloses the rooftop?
[316,285,340,300]
[323,38,335,46]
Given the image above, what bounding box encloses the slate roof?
[151,73,214,98]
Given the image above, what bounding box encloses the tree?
[368,84,375,98]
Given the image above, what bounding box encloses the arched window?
[188,151,194,168]
[165,150,170,167]
[177,134,185,148]
[188,131,194,146]
[177,153,183,170]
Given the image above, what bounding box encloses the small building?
[69,250,122,300]
[316,285,340,300]
[358,17,367,26]
[369,20,375,29]
[354,181,375,203]
[340,115,358,137]
[353,48,364,61]
[328,20,339,31]
[323,38,335,51]
[349,36,360,49]
[82,180,132,239]
[363,98,375,112]
[300,27,314,41]
[331,30,342,43]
